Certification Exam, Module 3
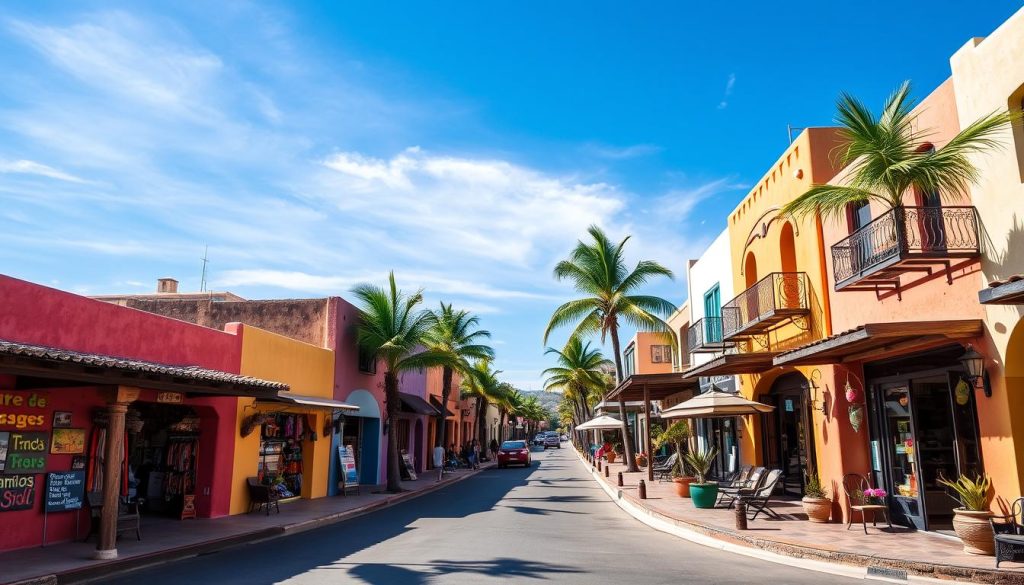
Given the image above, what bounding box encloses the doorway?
[761,373,815,496]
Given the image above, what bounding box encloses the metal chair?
[842,473,892,534]
[993,497,1024,568]
[744,469,784,521]
[246,477,281,515]
[653,453,680,481]
[718,467,765,508]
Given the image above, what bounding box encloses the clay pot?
[606,451,617,464]
[673,476,695,498]
[635,455,648,469]
[801,496,831,523]
[951,509,995,555]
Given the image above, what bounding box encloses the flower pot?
[951,508,995,555]
[635,455,648,469]
[672,476,695,498]
[606,451,617,464]
[801,496,831,523]
[690,483,719,509]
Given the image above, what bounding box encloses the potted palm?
[683,447,719,509]
[801,473,831,523]
[937,473,994,555]
[655,421,695,497]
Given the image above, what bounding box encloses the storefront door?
[762,373,815,497]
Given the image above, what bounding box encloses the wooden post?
[94,402,127,560]
[644,383,653,483]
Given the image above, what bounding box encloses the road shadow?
[343,557,581,583]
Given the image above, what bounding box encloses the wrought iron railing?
[831,206,980,288]
[722,272,810,338]
[687,316,731,352]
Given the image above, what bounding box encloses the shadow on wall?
[983,215,1024,330]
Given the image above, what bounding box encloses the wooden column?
[644,383,653,483]
[94,401,127,559]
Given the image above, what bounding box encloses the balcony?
[722,272,811,340]
[687,316,735,353]
[831,206,981,292]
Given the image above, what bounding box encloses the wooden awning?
[606,372,699,402]
[681,353,777,377]
[773,320,984,367]
[979,276,1024,305]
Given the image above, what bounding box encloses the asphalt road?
[103,446,859,584]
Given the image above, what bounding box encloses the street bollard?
[735,499,748,530]
[598,460,602,472]
[638,479,647,499]
[617,472,624,487]
[604,465,610,478]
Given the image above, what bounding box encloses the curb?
[10,466,491,585]
[576,451,1016,585]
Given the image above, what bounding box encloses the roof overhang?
[606,372,700,402]
[429,396,457,418]
[682,353,777,377]
[979,278,1024,305]
[258,392,358,410]
[773,320,984,367]
[399,392,441,416]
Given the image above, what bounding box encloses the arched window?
[916,144,941,207]
[780,222,797,274]
[744,252,758,289]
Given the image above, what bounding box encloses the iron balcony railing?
[831,206,981,290]
[722,272,810,340]
[687,316,735,353]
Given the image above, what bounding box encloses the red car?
[497,440,532,468]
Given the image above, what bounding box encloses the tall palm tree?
[542,338,612,446]
[352,272,447,493]
[423,303,494,453]
[783,81,1015,220]
[544,225,676,472]
[460,359,502,447]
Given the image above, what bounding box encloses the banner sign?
[45,471,86,512]
[1,432,49,474]
[0,474,37,512]
[337,445,358,486]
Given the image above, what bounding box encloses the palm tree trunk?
[610,325,639,472]
[435,366,453,449]
[384,371,403,492]
[476,397,487,446]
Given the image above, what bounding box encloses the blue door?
[703,285,721,343]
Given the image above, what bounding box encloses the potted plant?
[801,473,831,523]
[683,447,719,509]
[655,421,695,497]
[635,452,649,469]
[937,473,994,555]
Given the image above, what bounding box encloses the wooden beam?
[644,383,653,483]
[841,335,948,364]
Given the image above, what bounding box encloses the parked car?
[543,432,560,449]
[497,440,532,468]
[532,433,546,446]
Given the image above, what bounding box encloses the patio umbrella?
[575,415,624,430]
[659,388,775,419]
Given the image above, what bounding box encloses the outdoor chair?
[247,477,281,516]
[742,469,783,521]
[842,473,892,534]
[85,491,142,542]
[717,466,765,508]
[653,453,680,481]
[993,497,1024,568]
[715,464,752,485]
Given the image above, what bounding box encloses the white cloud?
[0,159,88,183]
[717,73,736,109]
[584,143,663,160]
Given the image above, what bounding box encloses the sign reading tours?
[0,432,48,474]
[0,474,37,512]
[45,471,86,513]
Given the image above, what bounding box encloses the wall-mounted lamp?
[959,344,992,398]
[808,369,829,417]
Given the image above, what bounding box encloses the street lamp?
[959,344,992,398]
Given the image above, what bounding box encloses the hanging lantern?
[844,378,858,403]
[848,404,864,433]
[898,395,909,408]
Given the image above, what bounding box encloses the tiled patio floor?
[588,453,1024,584]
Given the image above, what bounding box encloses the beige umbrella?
[575,415,624,430]
[660,387,775,419]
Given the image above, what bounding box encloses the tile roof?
[0,338,288,391]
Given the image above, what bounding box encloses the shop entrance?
[123,403,200,519]
[258,412,316,501]
[867,348,982,531]
[761,373,815,497]
[698,418,738,479]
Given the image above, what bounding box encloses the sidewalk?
[4,464,491,585]
[581,451,1024,585]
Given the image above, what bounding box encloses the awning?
[682,353,776,378]
[773,320,984,367]
[606,372,700,402]
[399,392,441,416]
[259,392,359,410]
[660,388,775,419]
[979,276,1024,305]
[575,415,624,430]
[429,396,457,418]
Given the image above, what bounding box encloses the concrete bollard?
[617,472,623,487]
[735,499,748,530]
[604,465,610,478]
[638,479,647,499]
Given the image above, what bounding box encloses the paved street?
[101,445,858,584]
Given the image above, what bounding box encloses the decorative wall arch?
[344,389,381,419]
[740,207,800,275]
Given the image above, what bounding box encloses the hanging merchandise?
[848,404,864,433]
[955,379,971,406]
[259,413,306,500]
[844,377,858,403]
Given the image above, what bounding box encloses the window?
[624,345,636,378]
[703,285,722,343]
[358,347,377,374]
[850,202,871,231]
[651,345,673,363]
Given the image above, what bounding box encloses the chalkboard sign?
[337,445,358,486]
[399,452,417,481]
[0,474,36,512]
[45,471,85,512]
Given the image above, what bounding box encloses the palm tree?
[352,272,447,493]
[782,81,1015,220]
[460,359,502,447]
[544,225,676,472]
[423,303,494,454]
[542,338,612,447]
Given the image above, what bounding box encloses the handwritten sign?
[0,474,37,512]
[400,452,417,481]
[46,471,85,512]
[2,432,48,474]
[337,445,358,486]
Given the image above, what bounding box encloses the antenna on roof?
[787,124,804,144]
[199,245,210,292]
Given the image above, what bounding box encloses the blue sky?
[0,1,1020,389]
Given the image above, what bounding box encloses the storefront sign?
[0,392,48,430]
[45,471,85,512]
[157,392,184,404]
[1,432,49,473]
[0,474,37,511]
[399,452,417,481]
[337,445,358,486]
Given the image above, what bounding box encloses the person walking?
[489,438,499,461]
[472,439,482,470]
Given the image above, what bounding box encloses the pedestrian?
[489,438,499,461]
[472,439,481,469]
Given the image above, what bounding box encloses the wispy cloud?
[584,143,663,160]
[717,73,736,110]
[0,159,89,183]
